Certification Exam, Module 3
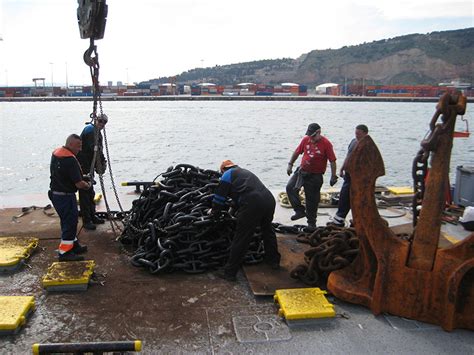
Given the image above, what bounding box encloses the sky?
[0,0,472,87]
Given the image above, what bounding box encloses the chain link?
[411,93,461,226]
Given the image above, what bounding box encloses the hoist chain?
[78,0,120,235]
[83,36,123,238]
[99,173,123,237]
[102,127,124,213]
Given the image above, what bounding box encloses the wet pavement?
[1,194,473,354]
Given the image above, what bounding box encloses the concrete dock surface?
[1,192,473,353]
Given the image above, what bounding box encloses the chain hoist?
[77,0,124,236]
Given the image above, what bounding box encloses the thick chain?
[122,164,266,274]
[411,93,455,226]
[102,127,124,213]
[291,226,359,286]
[412,144,429,225]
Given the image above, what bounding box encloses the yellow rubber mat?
[42,260,95,291]
[442,233,460,244]
[0,296,35,334]
[386,186,414,195]
[274,287,335,320]
[0,236,38,271]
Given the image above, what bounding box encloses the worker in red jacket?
[286,123,338,228]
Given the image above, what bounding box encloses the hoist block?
[77,0,108,40]
[327,94,474,331]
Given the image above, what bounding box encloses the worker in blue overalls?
[49,134,91,261]
[211,160,281,281]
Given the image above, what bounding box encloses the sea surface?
[1,100,473,196]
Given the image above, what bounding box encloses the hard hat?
[220,160,237,173]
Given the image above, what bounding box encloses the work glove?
[330,175,338,186]
[287,163,293,176]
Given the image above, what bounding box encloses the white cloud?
[363,0,473,19]
[0,0,472,86]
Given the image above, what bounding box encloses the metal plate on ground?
[384,315,438,330]
[42,260,95,292]
[0,296,35,335]
[0,236,38,273]
[243,235,310,296]
[232,314,291,343]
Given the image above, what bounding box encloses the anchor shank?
[407,102,457,270]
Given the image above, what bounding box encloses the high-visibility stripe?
[58,240,74,254]
[53,146,75,158]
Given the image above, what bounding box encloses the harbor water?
[1,100,473,196]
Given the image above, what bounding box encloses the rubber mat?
[0,296,35,335]
[42,260,95,292]
[0,236,38,272]
[274,287,335,321]
[243,235,310,296]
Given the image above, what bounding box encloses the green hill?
[141,27,474,87]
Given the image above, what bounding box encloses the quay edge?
[2,95,474,103]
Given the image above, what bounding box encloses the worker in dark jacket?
[330,124,369,227]
[49,134,92,261]
[77,115,107,230]
[211,160,281,281]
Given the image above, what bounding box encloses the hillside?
[142,28,474,87]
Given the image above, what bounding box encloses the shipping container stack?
[255,84,274,96]
[191,85,201,96]
[299,85,308,96]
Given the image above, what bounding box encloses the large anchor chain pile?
[120,164,265,274]
[290,225,359,286]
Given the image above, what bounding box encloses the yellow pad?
[42,260,95,287]
[274,287,335,320]
[0,236,38,267]
[0,296,35,331]
[442,233,460,244]
[386,186,414,195]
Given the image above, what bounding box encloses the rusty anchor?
[327,93,474,331]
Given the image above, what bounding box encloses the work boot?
[216,270,237,282]
[327,215,345,227]
[92,216,105,224]
[73,241,88,254]
[83,222,96,231]
[58,251,84,262]
[290,210,306,221]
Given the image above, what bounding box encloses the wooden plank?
[243,234,310,296]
